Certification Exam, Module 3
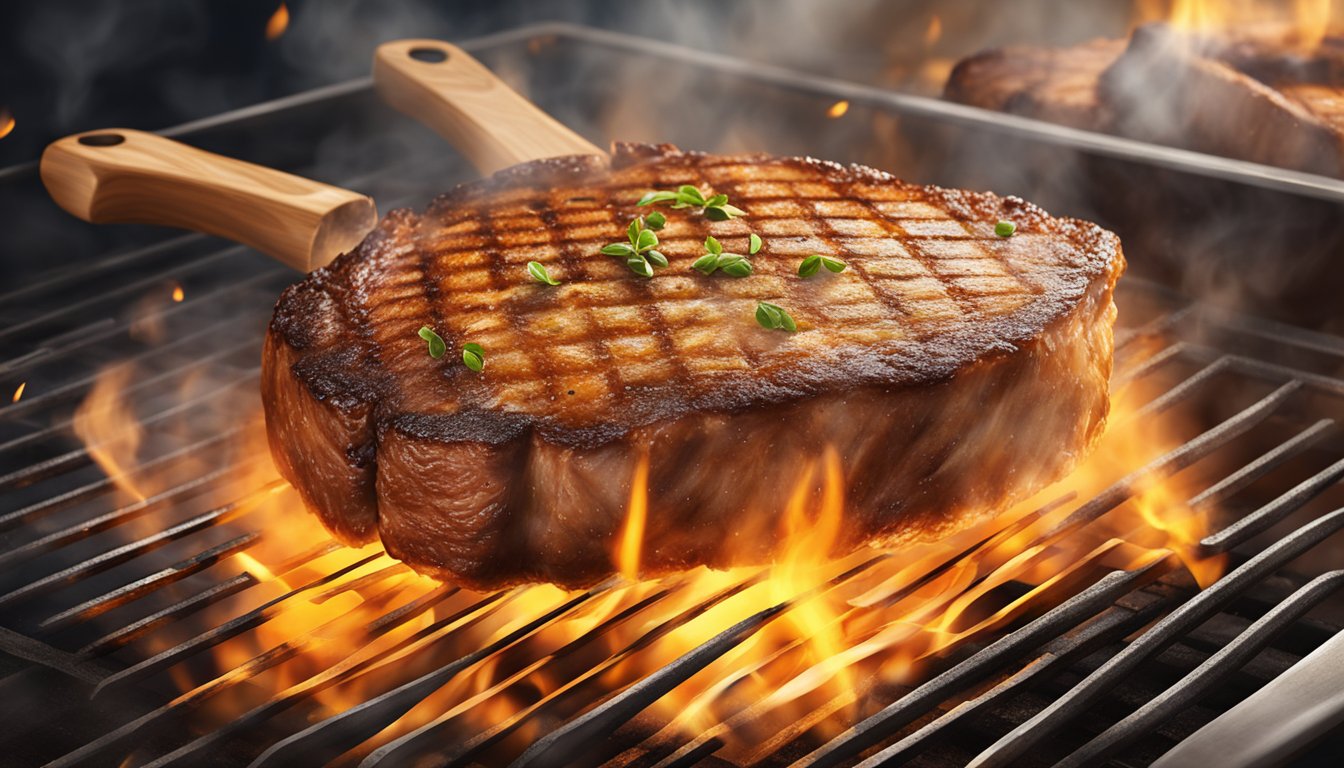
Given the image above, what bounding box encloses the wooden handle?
[373,39,608,175]
[40,129,377,272]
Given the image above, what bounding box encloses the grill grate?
[3,23,1344,768]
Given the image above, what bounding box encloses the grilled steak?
[263,143,1124,589]
[946,23,1344,176]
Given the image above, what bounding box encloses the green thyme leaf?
[636,184,745,220]
[627,256,654,278]
[635,228,658,251]
[678,185,706,204]
[798,255,822,277]
[755,302,782,329]
[755,302,796,332]
[462,343,485,372]
[821,257,847,273]
[645,211,667,230]
[705,235,723,255]
[692,253,720,274]
[418,326,446,359]
[995,220,1016,237]
[749,233,762,255]
[717,254,753,277]
[604,216,667,277]
[705,203,747,221]
[637,191,678,206]
[527,261,560,286]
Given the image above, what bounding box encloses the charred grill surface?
[263,143,1124,589]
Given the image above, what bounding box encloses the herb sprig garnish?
[601,215,668,277]
[527,261,561,286]
[419,326,484,371]
[692,236,753,277]
[797,254,846,277]
[755,301,797,332]
[638,185,745,221]
[462,343,485,372]
[419,326,446,358]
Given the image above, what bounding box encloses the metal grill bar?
[0,429,243,530]
[38,532,261,632]
[848,586,1181,767]
[965,506,1344,768]
[0,482,281,611]
[0,373,256,492]
[1057,569,1344,767]
[93,547,386,695]
[0,460,260,569]
[78,573,257,657]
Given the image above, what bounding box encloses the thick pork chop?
[263,143,1124,589]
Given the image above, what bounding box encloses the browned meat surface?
[946,23,1344,176]
[263,143,1124,589]
[944,38,1124,131]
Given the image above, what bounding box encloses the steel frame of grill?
[1,22,1343,768]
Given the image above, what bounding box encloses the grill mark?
[616,205,697,395]
[540,204,627,399]
[845,192,1032,312]
[800,178,918,329]
[287,148,1119,436]
[478,203,562,404]
[852,189,987,317]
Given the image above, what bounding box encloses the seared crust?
[263,144,1124,587]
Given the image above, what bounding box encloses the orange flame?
[171,284,184,302]
[265,3,289,41]
[1136,0,1338,50]
[68,333,1227,757]
[826,100,850,119]
[0,110,14,140]
[73,365,147,502]
[10,382,23,403]
[617,452,649,579]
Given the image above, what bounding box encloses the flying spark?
[265,3,289,41]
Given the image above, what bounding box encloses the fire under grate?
[3,23,1344,768]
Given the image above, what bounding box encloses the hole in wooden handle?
[78,133,125,147]
[408,47,448,63]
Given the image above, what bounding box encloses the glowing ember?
[10,381,23,403]
[265,3,289,41]
[826,100,850,118]
[925,14,943,46]
[0,110,13,140]
[171,283,184,302]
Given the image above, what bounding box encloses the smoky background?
[4,0,1344,332]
